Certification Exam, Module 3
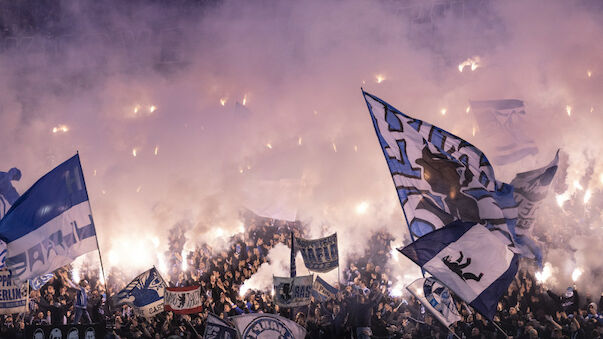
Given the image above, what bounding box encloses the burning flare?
[52,125,69,134]
[572,267,583,282]
[458,56,480,72]
[375,74,386,84]
[535,262,553,284]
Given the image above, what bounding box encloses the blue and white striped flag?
[470,99,538,165]
[400,220,519,319]
[0,155,98,283]
[362,91,518,247]
[30,273,55,290]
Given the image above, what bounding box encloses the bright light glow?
[583,189,591,204]
[134,105,140,114]
[556,191,570,207]
[52,125,69,133]
[458,56,480,72]
[355,201,369,215]
[572,267,583,282]
[238,222,245,234]
[587,70,592,78]
[72,267,80,283]
[574,180,583,190]
[266,143,272,149]
[149,105,157,113]
[354,145,358,152]
[132,148,138,157]
[151,236,160,248]
[239,283,251,297]
[332,143,337,152]
[466,106,471,113]
[216,227,225,238]
[591,107,595,113]
[535,262,553,284]
[390,246,399,262]
[390,284,403,297]
[566,105,572,116]
[271,287,275,297]
[242,94,247,106]
[441,108,447,115]
[220,98,227,106]
[375,74,386,83]
[298,137,302,145]
[181,249,188,271]
[98,268,105,285]
[472,126,476,136]
[154,146,159,155]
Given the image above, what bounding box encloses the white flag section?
[470,99,538,165]
[231,313,307,339]
[407,277,461,327]
[400,221,519,319]
[273,275,313,308]
[164,286,202,314]
[114,267,167,318]
[0,271,29,314]
[0,155,98,283]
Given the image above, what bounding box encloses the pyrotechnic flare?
[535,262,553,284]
[440,108,447,115]
[572,267,583,282]
[458,56,480,72]
[566,105,572,116]
[375,74,386,83]
[52,125,69,133]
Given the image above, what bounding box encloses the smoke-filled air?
[1,0,602,315]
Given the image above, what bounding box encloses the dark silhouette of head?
[8,168,21,181]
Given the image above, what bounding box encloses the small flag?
[204,313,237,339]
[406,277,461,327]
[399,220,518,319]
[470,99,538,165]
[164,286,202,314]
[0,155,98,283]
[114,267,167,318]
[231,313,307,339]
[312,275,338,302]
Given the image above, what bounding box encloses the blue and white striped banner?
[0,155,98,283]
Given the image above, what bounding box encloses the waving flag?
[164,286,202,314]
[114,267,167,317]
[273,275,313,308]
[470,99,538,165]
[0,155,98,283]
[400,220,518,319]
[295,233,339,272]
[204,313,237,339]
[30,273,55,290]
[407,277,461,327]
[510,151,559,264]
[362,91,518,246]
[312,275,338,301]
[231,313,307,339]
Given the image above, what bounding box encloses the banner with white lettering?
[0,271,29,314]
[0,155,98,283]
[312,275,338,302]
[164,286,202,314]
[273,275,313,308]
[295,233,338,272]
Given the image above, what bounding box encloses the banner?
[114,267,167,318]
[0,270,29,314]
[400,220,519,319]
[312,275,338,301]
[30,273,55,290]
[25,323,106,339]
[470,99,538,165]
[164,286,202,314]
[362,91,519,248]
[0,155,98,283]
[295,233,338,272]
[204,313,238,339]
[407,277,461,327]
[273,275,313,308]
[231,313,307,339]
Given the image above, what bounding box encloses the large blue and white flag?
[362,91,518,246]
[0,155,98,283]
[312,275,338,302]
[399,220,519,319]
[30,273,55,290]
[114,267,167,317]
[204,313,238,339]
[295,233,339,272]
[231,313,307,339]
[407,277,461,327]
[510,151,559,264]
[470,99,538,165]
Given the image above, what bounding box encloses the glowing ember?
[572,267,583,282]
[583,189,591,204]
[458,56,480,72]
[154,146,159,155]
[132,148,138,157]
[52,125,69,134]
[149,105,157,113]
[375,74,386,83]
[440,108,447,115]
[355,201,369,215]
[556,191,570,207]
[566,105,572,116]
[220,98,227,106]
[266,143,272,149]
[535,262,553,283]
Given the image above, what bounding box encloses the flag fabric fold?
[231,313,307,339]
[399,220,518,319]
[0,154,98,283]
[406,277,461,327]
[114,267,167,318]
[312,275,338,302]
[362,91,519,248]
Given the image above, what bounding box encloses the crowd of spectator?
[0,210,600,339]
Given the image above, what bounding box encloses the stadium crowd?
[0,209,600,339]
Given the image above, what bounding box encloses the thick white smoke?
[0,0,601,294]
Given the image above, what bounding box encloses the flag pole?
[361,89,424,277]
[76,151,111,315]
[490,318,509,339]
